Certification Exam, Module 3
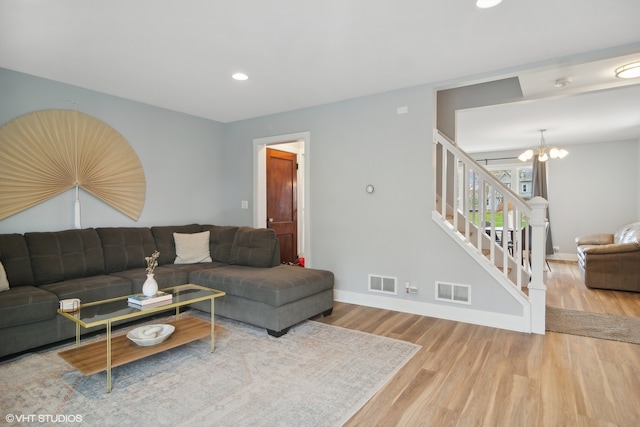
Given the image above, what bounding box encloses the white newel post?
[528,196,548,334]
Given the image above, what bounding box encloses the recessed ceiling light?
[615,62,640,79]
[232,73,248,81]
[476,0,502,8]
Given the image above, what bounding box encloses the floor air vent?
[368,274,397,295]
[436,281,471,304]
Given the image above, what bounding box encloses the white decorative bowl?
[127,324,175,346]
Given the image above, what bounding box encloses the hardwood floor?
[315,261,640,426]
[546,260,640,317]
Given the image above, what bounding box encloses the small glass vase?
[142,273,158,297]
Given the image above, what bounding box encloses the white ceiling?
[1,0,640,142]
[457,53,640,153]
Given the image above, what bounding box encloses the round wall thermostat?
[366,185,375,194]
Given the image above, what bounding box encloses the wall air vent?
[368,274,397,295]
[436,281,471,305]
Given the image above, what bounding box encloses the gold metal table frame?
[57,284,225,392]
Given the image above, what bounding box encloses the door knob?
[268,217,274,223]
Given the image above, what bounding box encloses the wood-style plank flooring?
[546,260,640,317]
[314,260,640,426]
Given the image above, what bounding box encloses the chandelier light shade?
[614,62,640,79]
[518,130,568,162]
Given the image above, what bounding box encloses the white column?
[528,196,548,334]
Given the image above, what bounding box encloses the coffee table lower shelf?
[59,316,211,376]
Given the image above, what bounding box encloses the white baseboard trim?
[334,290,531,333]
[547,253,578,262]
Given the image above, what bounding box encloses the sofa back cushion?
[96,227,157,273]
[25,229,105,285]
[615,222,640,245]
[150,224,202,265]
[0,234,34,287]
[201,225,239,263]
[228,227,278,268]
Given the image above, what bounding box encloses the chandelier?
[518,129,568,162]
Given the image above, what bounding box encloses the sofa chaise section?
[191,265,334,336]
[189,227,334,336]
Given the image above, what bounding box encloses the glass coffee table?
[57,284,225,392]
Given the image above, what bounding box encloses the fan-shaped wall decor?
[0,109,146,221]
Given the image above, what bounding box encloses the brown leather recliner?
[575,222,640,292]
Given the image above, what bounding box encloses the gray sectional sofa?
[0,224,334,358]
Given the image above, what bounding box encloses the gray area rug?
[1,312,419,427]
[546,306,640,344]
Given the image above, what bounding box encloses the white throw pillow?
[174,231,212,264]
[0,261,9,292]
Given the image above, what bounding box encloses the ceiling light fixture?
[518,130,568,162]
[476,0,503,8]
[614,62,640,79]
[553,77,572,88]
[232,73,248,81]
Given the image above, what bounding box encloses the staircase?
[433,130,548,334]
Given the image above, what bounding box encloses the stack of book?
[127,291,172,309]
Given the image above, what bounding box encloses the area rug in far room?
[0,312,420,427]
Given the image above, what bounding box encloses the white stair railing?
[433,129,548,334]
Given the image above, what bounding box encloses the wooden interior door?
[266,148,297,264]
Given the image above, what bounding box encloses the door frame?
[253,131,311,266]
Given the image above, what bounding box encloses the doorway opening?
[253,131,311,266]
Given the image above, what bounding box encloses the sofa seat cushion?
[190,265,334,307]
[40,275,132,303]
[162,262,229,274]
[110,266,189,294]
[0,286,59,328]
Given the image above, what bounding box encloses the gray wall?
[0,68,525,318]
[0,68,227,232]
[548,139,639,253]
[223,86,521,316]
